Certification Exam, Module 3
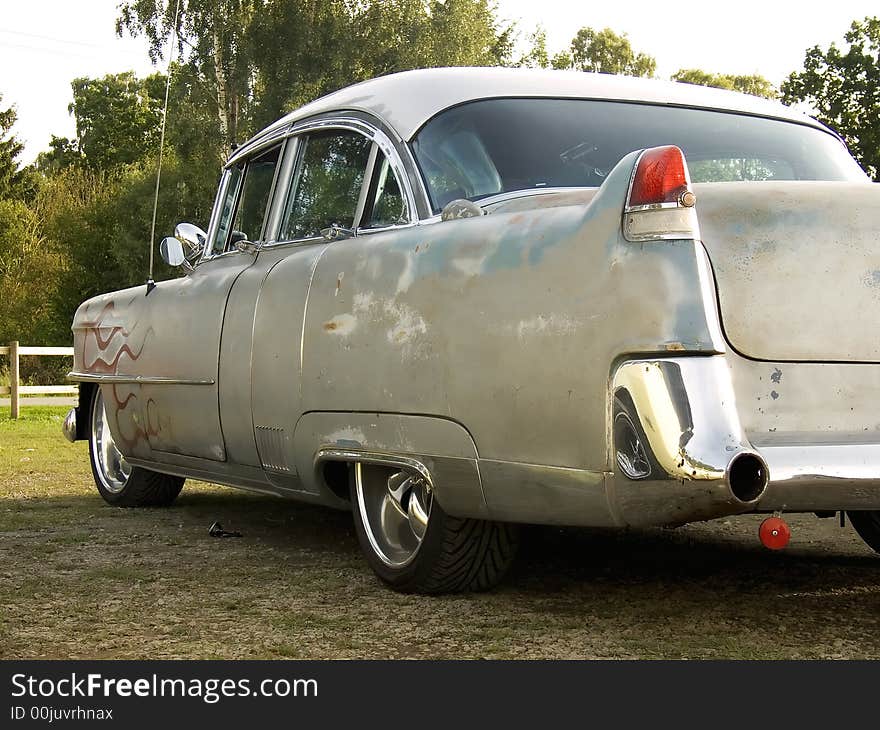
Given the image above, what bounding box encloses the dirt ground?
[2,407,879,659]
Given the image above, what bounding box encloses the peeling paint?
[771,368,782,383]
[352,291,375,315]
[451,256,486,277]
[386,304,428,345]
[770,390,779,400]
[335,271,344,296]
[396,253,416,294]
[326,427,367,445]
[323,314,357,336]
[514,314,579,339]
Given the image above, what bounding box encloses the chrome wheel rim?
[90,389,131,494]
[355,463,433,568]
[614,410,652,480]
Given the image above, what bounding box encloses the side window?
[280,130,372,241]
[210,144,281,255]
[229,144,281,244]
[363,155,410,229]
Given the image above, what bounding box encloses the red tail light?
[627,145,691,208]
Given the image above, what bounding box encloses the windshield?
[411,98,868,213]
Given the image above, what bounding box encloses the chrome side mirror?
[160,236,186,266]
[160,222,206,270]
[175,223,207,257]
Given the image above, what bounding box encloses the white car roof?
[251,66,826,145]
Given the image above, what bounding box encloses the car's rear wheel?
[612,393,662,480]
[350,462,518,593]
[847,510,880,554]
[88,387,184,507]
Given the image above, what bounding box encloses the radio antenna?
[146,0,182,295]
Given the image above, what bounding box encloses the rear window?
[411,98,868,213]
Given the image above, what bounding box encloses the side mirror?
[160,222,206,270]
[160,236,186,266]
[175,222,207,256]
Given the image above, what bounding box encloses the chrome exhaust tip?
[61,408,77,443]
[726,451,769,504]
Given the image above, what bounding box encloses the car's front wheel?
[350,462,518,593]
[88,387,184,507]
[847,510,880,554]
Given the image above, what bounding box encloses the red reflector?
[759,516,791,550]
[628,145,689,208]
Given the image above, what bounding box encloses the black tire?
[88,387,184,507]
[847,511,880,554]
[350,462,518,593]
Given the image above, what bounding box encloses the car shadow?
[170,488,880,597]
[11,485,879,597]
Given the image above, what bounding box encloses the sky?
[1,1,878,163]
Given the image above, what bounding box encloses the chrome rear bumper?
[610,356,880,526]
[756,443,880,511]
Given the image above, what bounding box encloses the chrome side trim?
[67,372,215,386]
[313,448,434,489]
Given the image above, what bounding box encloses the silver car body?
[68,68,880,528]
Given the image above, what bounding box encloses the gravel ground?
[2,407,879,659]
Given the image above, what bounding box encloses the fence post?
[9,340,19,419]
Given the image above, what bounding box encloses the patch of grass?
[1,413,880,659]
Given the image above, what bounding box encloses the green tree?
[34,135,83,173]
[47,155,211,322]
[118,0,515,149]
[553,27,656,77]
[0,197,67,345]
[118,0,255,152]
[426,0,513,67]
[672,68,777,99]
[781,16,880,178]
[67,72,164,170]
[517,26,550,68]
[0,94,36,201]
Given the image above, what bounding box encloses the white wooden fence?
[0,341,77,418]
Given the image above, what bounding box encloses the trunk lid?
[696,181,880,362]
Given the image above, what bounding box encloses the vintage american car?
[63,67,880,593]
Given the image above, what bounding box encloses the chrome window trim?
[201,141,286,261]
[209,116,423,254]
[284,117,418,226]
[227,125,291,167]
[202,169,233,260]
[356,221,421,236]
[263,137,299,244]
[256,138,288,243]
[353,142,380,228]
